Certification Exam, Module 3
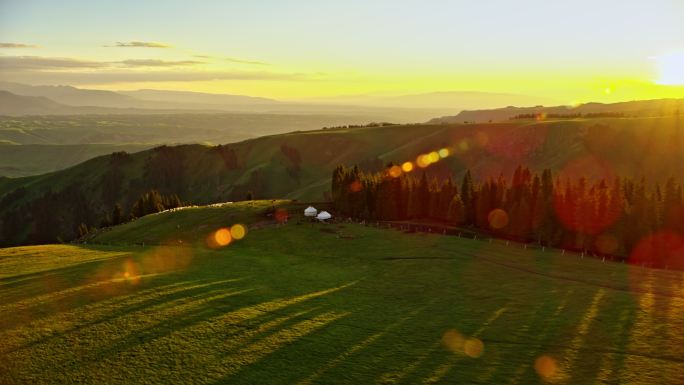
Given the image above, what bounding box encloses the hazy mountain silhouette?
[431,98,684,123]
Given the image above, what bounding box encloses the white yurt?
[304,206,318,217]
[316,211,332,221]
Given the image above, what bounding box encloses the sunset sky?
[1,0,683,103]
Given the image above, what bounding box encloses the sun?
[656,52,684,85]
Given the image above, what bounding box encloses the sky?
[1,0,684,103]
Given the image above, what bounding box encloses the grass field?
[1,201,683,384]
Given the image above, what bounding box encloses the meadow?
[0,201,682,384]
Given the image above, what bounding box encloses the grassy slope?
[0,202,682,384]
[0,144,154,177]
[3,116,683,202]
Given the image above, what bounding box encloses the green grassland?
[0,144,155,177]
[1,201,682,384]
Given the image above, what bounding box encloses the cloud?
[0,43,39,48]
[0,56,201,70]
[118,59,204,67]
[107,41,171,48]
[0,55,313,85]
[0,56,107,69]
[224,57,268,66]
[193,54,268,66]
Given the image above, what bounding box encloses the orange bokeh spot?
[349,180,363,192]
[275,208,289,223]
[416,154,431,168]
[595,234,619,255]
[463,338,484,358]
[214,228,232,246]
[230,224,247,240]
[488,209,509,230]
[442,329,465,353]
[629,231,684,269]
[534,355,558,381]
[121,259,141,284]
[401,161,414,173]
[388,165,402,178]
[474,131,489,147]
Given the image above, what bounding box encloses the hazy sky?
[1,0,683,102]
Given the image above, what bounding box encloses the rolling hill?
[1,115,683,246]
[0,143,155,177]
[0,201,682,383]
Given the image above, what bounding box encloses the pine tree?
[461,170,475,225]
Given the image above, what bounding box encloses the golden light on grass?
[401,161,414,173]
[214,228,232,247]
[535,355,558,382]
[230,224,247,240]
[388,165,402,178]
[488,208,509,229]
[463,338,484,358]
[121,259,141,285]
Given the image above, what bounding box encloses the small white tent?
[304,206,318,217]
[316,211,332,221]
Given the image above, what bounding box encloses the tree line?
[332,164,684,269]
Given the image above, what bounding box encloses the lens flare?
[442,329,465,353]
[275,208,290,223]
[488,209,509,229]
[438,148,449,158]
[428,151,440,163]
[214,228,232,246]
[534,355,558,382]
[416,154,431,168]
[629,231,684,269]
[595,234,618,255]
[389,165,402,178]
[463,338,484,358]
[230,224,247,240]
[401,161,414,172]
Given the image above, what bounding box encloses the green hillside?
[0,201,682,384]
[1,116,684,246]
[0,143,154,177]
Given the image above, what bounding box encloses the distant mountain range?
[0,82,452,122]
[306,91,560,110]
[430,98,684,123]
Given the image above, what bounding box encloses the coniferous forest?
[331,164,684,269]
